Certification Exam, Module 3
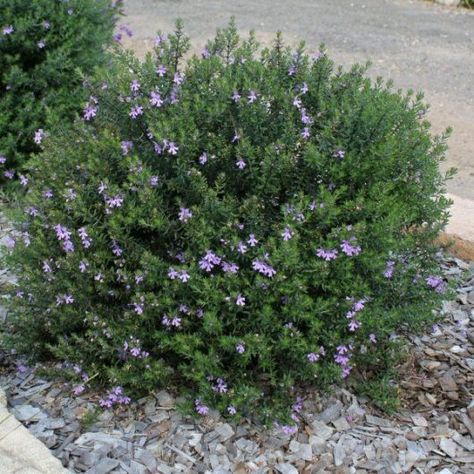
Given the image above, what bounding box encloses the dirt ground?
[119,0,474,240]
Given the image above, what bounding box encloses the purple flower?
[384,260,395,278]
[212,377,228,393]
[63,240,74,253]
[247,234,258,247]
[98,181,107,194]
[247,90,257,104]
[57,294,74,306]
[236,294,246,306]
[352,299,366,312]
[236,343,245,354]
[281,424,298,435]
[3,25,14,35]
[150,91,163,107]
[99,387,130,408]
[37,40,45,49]
[237,241,248,254]
[232,91,241,102]
[167,142,178,155]
[201,47,211,58]
[78,227,92,249]
[4,236,15,248]
[198,152,208,164]
[227,406,237,415]
[83,103,97,121]
[288,65,296,76]
[130,347,141,357]
[301,127,311,139]
[42,21,50,29]
[111,240,122,256]
[4,170,14,179]
[156,64,167,77]
[334,149,345,159]
[26,207,38,217]
[300,82,309,94]
[426,275,446,293]
[42,261,52,273]
[369,333,377,344]
[293,97,302,109]
[0,155,6,164]
[231,132,240,143]
[171,317,181,327]
[178,207,193,222]
[199,251,221,272]
[130,79,140,93]
[154,33,167,46]
[67,8,73,15]
[54,224,71,241]
[153,142,162,155]
[282,227,294,241]
[34,129,45,144]
[334,345,352,378]
[300,109,313,125]
[121,140,133,155]
[129,105,143,119]
[348,319,360,332]
[79,261,88,273]
[236,159,246,169]
[19,174,28,186]
[168,267,179,279]
[73,385,85,395]
[221,261,239,274]
[105,194,123,209]
[149,176,159,187]
[178,270,190,283]
[195,399,209,416]
[173,72,184,85]
[340,238,361,257]
[316,248,338,261]
[252,259,276,278]
[133,302,144,315]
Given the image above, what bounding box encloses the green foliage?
[0,0,122,181]
[3,20,453,427]
[460,0,474,8]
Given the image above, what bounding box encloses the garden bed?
[1,251,473,473]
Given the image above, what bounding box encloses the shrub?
[3,20,453,426]
[0,0,123,183]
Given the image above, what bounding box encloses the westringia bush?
[3,21,454,427]
[0,0,124,183]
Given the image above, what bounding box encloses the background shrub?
[0,0,123,183]
[3,21,453,425]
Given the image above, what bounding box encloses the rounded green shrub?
[0,0,123,182]
[3,21,453,426]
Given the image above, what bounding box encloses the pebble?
[275,462,298,474]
